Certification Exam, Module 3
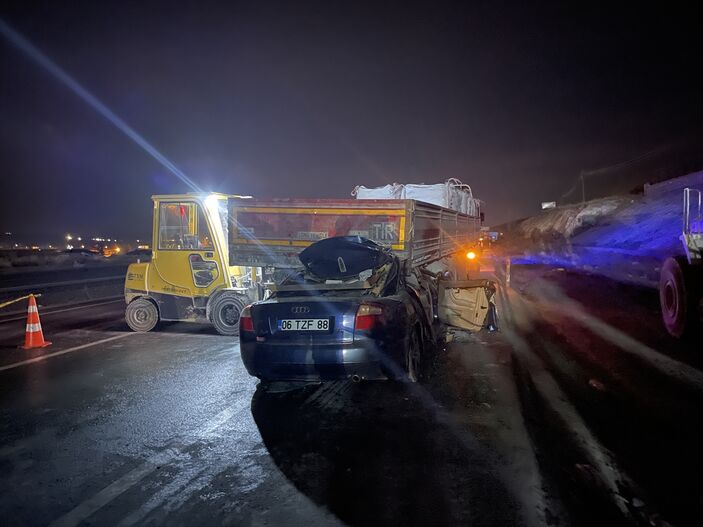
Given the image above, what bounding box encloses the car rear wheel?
[210,292,247,336]
[405,327,422,382]
[125,298,159,332]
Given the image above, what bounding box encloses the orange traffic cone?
[21,295,51,349]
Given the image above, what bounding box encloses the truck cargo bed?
[228,198,481,268]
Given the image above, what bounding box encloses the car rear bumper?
[240,340,388,382]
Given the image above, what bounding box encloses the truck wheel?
[210,293,247,336]
[659,257,701,338]
[125,298,159,332]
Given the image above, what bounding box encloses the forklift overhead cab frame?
[124,193,254,336]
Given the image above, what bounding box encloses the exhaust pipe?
[351,374,361,383]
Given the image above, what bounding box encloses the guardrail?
[683,187,702,236]
[0,275,125,313]
[0,275,124,295]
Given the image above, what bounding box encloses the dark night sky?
[1,1,702,242]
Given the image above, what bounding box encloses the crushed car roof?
[299,236,392,280]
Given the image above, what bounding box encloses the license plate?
[278,318,330,331]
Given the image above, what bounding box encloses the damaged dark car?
[239,236,434,383]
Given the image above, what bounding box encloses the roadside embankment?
[501,170,703,288]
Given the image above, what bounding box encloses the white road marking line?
[0,298,123,324]
[50,397,251,527]
[525,278,703,395]
[498,287,635,521]
[48,454,169,527]
[195,396,251,438]
[113,465,210,527]
[0,333,134,372]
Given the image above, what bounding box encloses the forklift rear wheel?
[210,293,247,336]
[659,256,701,338]
[125,298,159,332]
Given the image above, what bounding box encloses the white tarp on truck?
[353,183,405,200]
[353,178,480,217]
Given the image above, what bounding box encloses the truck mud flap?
[438,279,496,331]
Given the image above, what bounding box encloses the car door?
[437,279,495,331]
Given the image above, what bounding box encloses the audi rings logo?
[291,306,311,314]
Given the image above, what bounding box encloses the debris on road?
[588,378,606,392]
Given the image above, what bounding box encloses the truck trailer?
[227,197,482,268]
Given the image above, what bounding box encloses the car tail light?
[354,304,383,331]
[240,305,254,332]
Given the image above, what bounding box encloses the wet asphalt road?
[1,264,703,526]
[0,299,544,526]
[506,265,703,527]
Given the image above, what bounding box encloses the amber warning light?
[466,251,477,260]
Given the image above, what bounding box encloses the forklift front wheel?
[125,298,159,332]
[209,293,247,336]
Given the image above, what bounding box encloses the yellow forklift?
[124,193,255,335]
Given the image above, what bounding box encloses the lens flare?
[0,18,200,192]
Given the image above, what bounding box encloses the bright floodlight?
[205,194,220,211]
